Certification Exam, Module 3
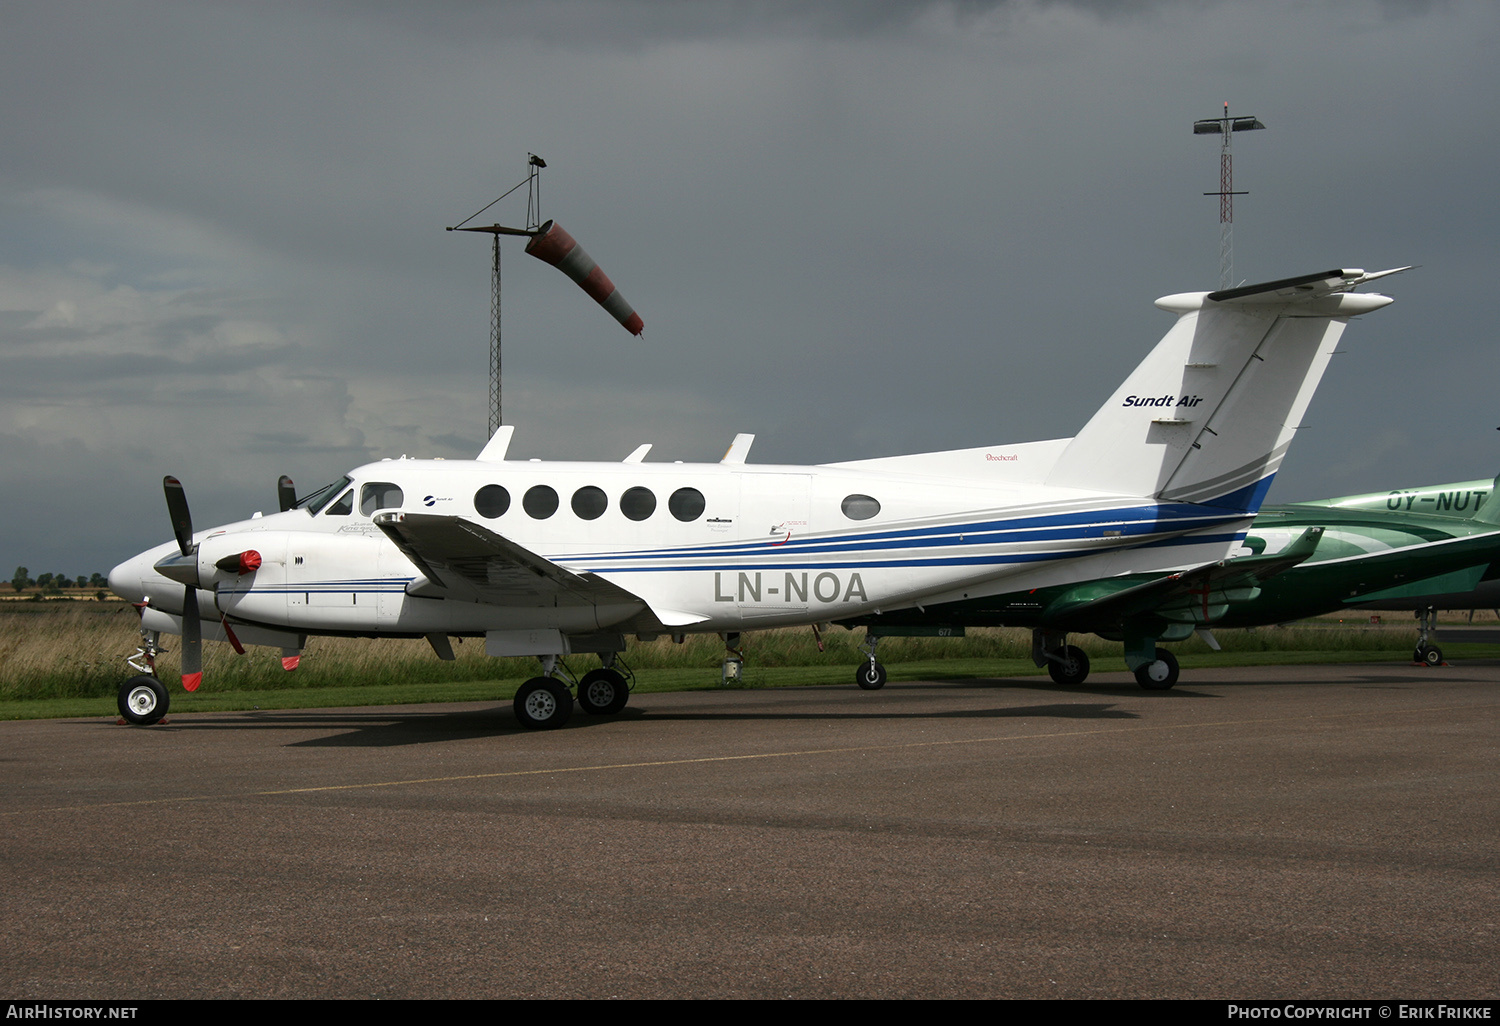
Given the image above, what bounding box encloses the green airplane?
[839,474,1500,690]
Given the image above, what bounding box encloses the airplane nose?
[109,543,181,605]
[108,555,147,604]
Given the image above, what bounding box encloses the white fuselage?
[110,449,1250,644]
[110,269,1402,654]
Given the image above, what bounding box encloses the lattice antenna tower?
[449,155,642,436]
[1194,104,1265,290]
[448,155,547,435]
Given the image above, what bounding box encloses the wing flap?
[373,512,650,613]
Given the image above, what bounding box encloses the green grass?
[4,597,1495,721]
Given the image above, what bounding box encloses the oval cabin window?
[841,494,880,520]
[620,486,657,522]
[523,485,559,519]
[571,486,608,520]
[669,487,706,522]
[475,485,510,519]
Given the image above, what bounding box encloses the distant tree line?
[11,567,109,594]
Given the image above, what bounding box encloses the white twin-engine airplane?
[108,267,1403,729]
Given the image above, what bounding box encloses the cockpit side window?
[360,482,404,517]
[299,477,353,515]
[325,490,354,516]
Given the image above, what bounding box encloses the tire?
[1134,648,1179,690]
[577,668,629,715]
[1047,645,1090,686]
[1419,645,1443,667]
[855,662,887,690]
[513,677,573,730]
[118,675,169,725]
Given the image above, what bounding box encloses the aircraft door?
[732,473,812,620]
[376,539,410,627]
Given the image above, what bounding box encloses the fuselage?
[109,451,1256,643]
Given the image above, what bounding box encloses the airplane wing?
[1041,526,1325,629]
[372,511,669,631]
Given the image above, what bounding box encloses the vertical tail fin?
[1045,268,1404,511]
[1471,473,1500,527]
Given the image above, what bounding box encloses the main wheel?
[855,662,887,690]
[513,677,573,730]
[577,668,629,715]
[1134,648,1179,690]
[118,675,169,725]
[1047,645,1091,686]
[1417,645,1443,667]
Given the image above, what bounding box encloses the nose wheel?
[118,675,169,725]
[855,661,887,690]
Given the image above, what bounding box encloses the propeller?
[277,475,297,512]
[158,476,203,692]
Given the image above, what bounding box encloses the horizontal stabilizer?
[1347,565,1489,605]
[1046,268,1402,510]
[1041,526,1323,630]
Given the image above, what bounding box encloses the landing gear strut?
[514,652,634,729]
[856,633,886,689]
[721,633,745,684]
[117,619,169,725]
[1033,630,1091,686]
[1414,606,1444,666]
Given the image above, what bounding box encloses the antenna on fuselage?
[448,155,644,439]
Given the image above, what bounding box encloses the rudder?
[1044,268,1402,512]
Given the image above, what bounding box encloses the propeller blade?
[181,585,202,691]
[163,476,195,557]
[277,475,297,512]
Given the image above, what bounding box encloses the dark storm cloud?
[3,0,1499,575]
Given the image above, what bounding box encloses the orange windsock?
[524,220,644,335]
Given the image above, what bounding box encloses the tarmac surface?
[2,661,1496,1000]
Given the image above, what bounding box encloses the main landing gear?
[1033,630,1093,686]
[1132,647,1180,690]
[1047,645,1091,686]
[512,653,633,730]
[1413,606,1444,666]
[1035,630,1179,690]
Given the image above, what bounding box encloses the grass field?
[3,596,1493,721]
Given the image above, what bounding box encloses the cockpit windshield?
[296,476,353,515]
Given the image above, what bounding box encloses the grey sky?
[3,0,1497,575]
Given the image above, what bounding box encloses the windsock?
[524,220,644,335]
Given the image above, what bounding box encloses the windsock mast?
[448,155,645,435]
